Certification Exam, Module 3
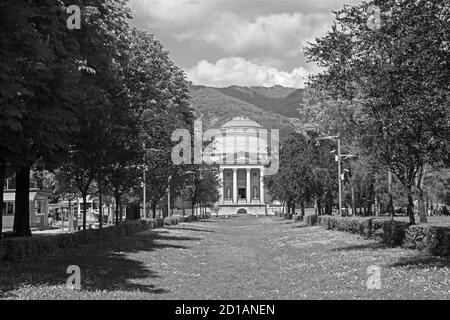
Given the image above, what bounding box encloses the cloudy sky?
[128,0,362,88]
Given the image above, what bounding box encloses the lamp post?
[167,175,172,217]
[316,135,356,216]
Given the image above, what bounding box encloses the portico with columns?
[215,117,269,215]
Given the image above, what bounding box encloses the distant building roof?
[3,189,52,201]
[222,117,263,129]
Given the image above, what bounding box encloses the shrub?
[164,216,183,226]
[293,214,303,222]
[316,216,409,246]
[404,225,450,256]
[0,218,163,262]
[306,215,318,226]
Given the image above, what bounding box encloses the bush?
[293,214,303,222]
[306,215,318,226]
[164,216,183,226]
[317,215,409,246]
[404,225,450,256]
[0,219,163,262]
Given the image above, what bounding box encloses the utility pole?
[143,142,146,219]
[167,177,171,217]
[143,168,146,218]
[316,135,356,216]
[337,137,342,216]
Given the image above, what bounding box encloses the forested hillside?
[188,84,303,139]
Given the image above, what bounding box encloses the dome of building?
[211,117,268,165]
[222,117,263,129]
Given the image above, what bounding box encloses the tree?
[184,165,220,217]
[305,0,450,224]
[265,131,337,217]
[1,0,85,236]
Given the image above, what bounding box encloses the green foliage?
[305,0,450,224]
[265,131,336,208]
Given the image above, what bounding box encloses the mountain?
[188,84,305,140]
[215,86,304,118]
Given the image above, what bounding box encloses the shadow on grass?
[330,243,386,252]
[0,229,199,298]
[388,255,450,269]
[169,227,215,233]
[292,224,310,229]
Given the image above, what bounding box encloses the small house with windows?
[2,178,51,231]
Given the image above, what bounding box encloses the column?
[259,168,265,204]
[232,168,238,203]
[246,168,251,203]
[219,168,224,203]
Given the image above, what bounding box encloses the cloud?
[175,12,333,60]
[185,57,309,88]
[129,0,212,27]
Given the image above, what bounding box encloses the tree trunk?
[13,165,32,237]
[417,167,428,223]
[82,193,87,230]
[115,196,120,225]
[325,192,333,215]
[417,188,428,223]
[317,198,322,216]
[388,169,394,218]
[98,178,103,228]
[300,201,305,219]
[152,201,157,219]
[407,187,415,225]
[68,199,73,232]
[374,196,380,217]
[0,160,5,239]
[314,196,318,216]
[351,185,356,216]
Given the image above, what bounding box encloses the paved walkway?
[1,215,450,299]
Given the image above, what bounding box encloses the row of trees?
[267,0,449,224]
[0,0,219,237]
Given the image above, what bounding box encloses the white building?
[213,117,273,215]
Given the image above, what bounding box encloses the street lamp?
[315,135,356,216]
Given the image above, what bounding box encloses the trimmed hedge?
[0,214,213,262]
[315,215,450,256]
[404,225,450,257]
[0,219,163,262]
[316,215,409,246]
[306,215,318,226]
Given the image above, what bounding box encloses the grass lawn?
[1,215,450,299]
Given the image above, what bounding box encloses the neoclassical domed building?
[213,117,271,215]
